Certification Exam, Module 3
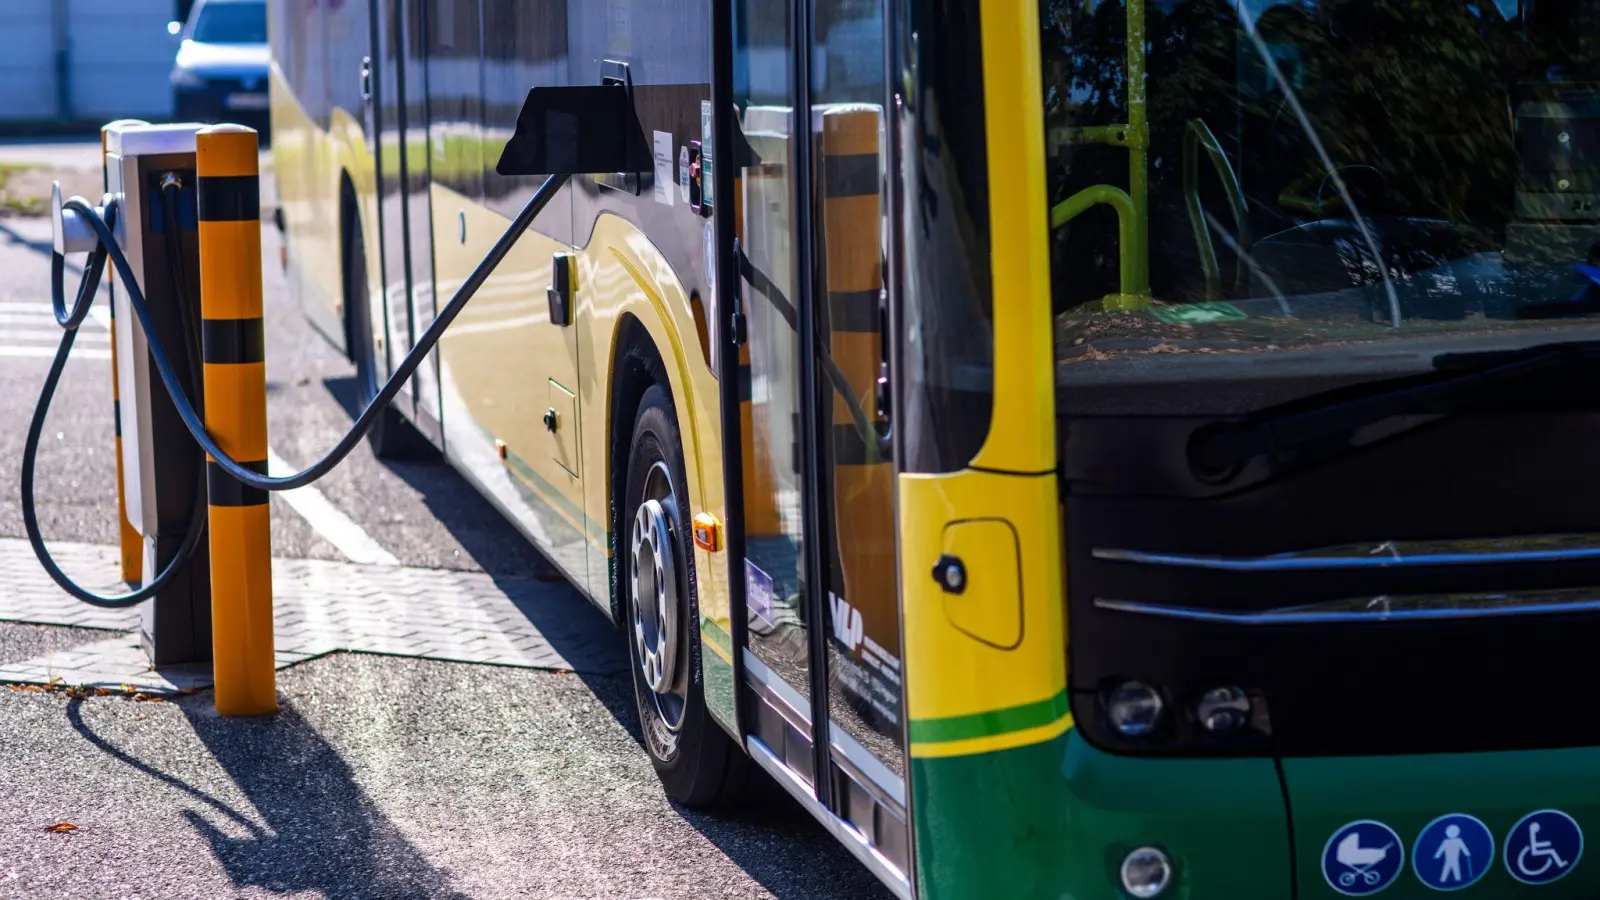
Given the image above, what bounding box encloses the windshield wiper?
[1187,339,1600,477]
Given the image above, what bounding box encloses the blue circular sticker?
[1504,809,1584,885]
[1412,814,1494,891]
[1323,820,1405,895]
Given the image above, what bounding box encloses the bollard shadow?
[65,694,470,900]
[175,698,471,899]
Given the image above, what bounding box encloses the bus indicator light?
[692,513,721,552]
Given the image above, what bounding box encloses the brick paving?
[0,538,626,693]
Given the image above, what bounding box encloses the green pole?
[1126,0,1149,292]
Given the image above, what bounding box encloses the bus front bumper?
[911,729,1600,899]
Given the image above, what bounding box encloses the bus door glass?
[369,0,408,410]
[732,0,819,783]
[372,0,442,443]
[808,0,908,851]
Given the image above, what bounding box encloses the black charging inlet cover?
[495,84,652,178]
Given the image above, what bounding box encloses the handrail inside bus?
[1182,117,1250,301]
[1050,184,1144,305]
[1050,0,1152,309]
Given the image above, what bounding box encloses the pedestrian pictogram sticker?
[1323,820,1405,895]
[1505,809,1583,885]
[1413,814,1493,891]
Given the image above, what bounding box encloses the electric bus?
[271,0,1600,895]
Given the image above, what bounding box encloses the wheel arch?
[607,313,673,623]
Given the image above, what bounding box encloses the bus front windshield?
[1046,0,1600,402]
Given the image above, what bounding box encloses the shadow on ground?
[318,378,890,899]
[66,693,468,900]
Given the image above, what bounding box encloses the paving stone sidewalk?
[0,538,626,692]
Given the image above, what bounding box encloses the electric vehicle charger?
[24,173,568,607]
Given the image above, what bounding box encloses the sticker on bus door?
[745,560,775,633]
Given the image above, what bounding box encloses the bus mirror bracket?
[494,83,652,178]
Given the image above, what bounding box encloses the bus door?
[370,0,443,445]
[728,0,909,874]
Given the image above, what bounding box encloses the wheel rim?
[630,459,686,734]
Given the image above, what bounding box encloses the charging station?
[34,84,633,714]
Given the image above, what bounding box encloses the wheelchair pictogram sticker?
[1323,820,1405,895]
[1504,809,1583,885]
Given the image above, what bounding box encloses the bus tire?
[342,203,436,461]
[623,383,752,807]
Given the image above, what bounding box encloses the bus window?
[896,0,994,473]
[1044,0,1600,407]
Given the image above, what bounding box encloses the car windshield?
[1042,0,1600,405]
[191,2,267,44]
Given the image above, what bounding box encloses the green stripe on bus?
[700,617,733,654]
[908,690,1071,744]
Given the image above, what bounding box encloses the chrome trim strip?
[747,737,913,900]
[1094,538,1600,572]
[742,650,812,731]
[744,651,909,810]
[829,723,908,812]
[1095,593,1600,625]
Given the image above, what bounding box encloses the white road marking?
[0,345,109,360]
[6,329,108,344]
[0,299,112,361]
[266,446,400,566]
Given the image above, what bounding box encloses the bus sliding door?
[728,0,908,875]
[370,0,443,444]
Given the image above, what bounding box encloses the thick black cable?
[23,205,210,608]
[60,173,566,493]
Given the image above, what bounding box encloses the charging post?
[103,121,213,667]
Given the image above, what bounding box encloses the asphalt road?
[0,146,894,900]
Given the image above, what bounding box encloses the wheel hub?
[630,479,680,696]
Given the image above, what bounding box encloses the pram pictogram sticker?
[1323,820,1405,895]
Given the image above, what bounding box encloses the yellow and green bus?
[273,0,1600,895]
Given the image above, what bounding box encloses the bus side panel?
[269,0,344,352]
[564,0,736,732]
[434,182,593,592]
[576,214,733,725]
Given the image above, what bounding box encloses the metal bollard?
[196,125,275,716]
[101,120,147,586]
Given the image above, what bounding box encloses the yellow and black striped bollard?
[197,125,276,716]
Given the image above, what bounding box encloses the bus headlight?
[1120,846,1173,897]
[1197,685,1251,735]
[1106,680,1164,737]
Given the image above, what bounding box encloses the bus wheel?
[624,384,750,806]
[343,208,435,460]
